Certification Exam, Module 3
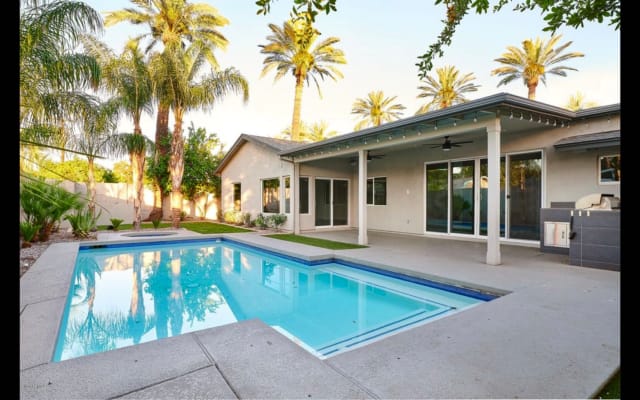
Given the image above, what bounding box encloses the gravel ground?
[20,230,97,278]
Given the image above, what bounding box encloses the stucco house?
[215,93,620,268]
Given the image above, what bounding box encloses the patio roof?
[554,130,620,151]
[279,93,619,159]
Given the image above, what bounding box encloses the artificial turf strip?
[97,221,251,233]
[180,222,252,233]
[265,234,368,250]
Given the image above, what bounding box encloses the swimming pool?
[53,238,495,362]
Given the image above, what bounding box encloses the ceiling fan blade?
[429,144,441,148]
[451,140,473,145]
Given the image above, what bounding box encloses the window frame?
[367,176,387,206]
[283,175,291,214]
[598,154,620,185]
[232,183,241,211]
[299,176,310,214]
[261,177,280,213]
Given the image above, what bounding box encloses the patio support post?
[293,161,300,234]
[358,149,368,245]
[486,118,502,265]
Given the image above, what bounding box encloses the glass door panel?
[509,152,542,240]
[450,160,475,234]
[480,158,506,237]
[332,180,349,225]
[426,163,448,233]
[315,179,331,226]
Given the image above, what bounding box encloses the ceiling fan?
[428,136,473,151]
[349,152,384,164]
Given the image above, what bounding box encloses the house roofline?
[279,93,620,157]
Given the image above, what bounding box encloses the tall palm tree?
[20,0,102,170]
[69,98,121,217]
[259,18,346,141]
[565,91,598,111]
[352,91,406,130]
[105,0,235,220]
[104,0,230,160]
[491,34,584,100]
[82,37,154,230]
[415,66,480,114]
[151,44,249,228]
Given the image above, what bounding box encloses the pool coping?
[21,232,620,399]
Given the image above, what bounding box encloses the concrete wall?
[219,141,294,230]
[47,181,218,227]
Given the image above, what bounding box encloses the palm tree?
[415,66,480,114]
[82,37,154,230]
[69,98,121,217]
[565,91,598,111]
[151,44,248,228]
[352,91,406,130]
[20,0,102,170]
[259,18,346,141]
[491,34,584,100]
[105,0,233,219]
[104,0,231,160]
[278,120,337,142]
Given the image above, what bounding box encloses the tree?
[104,0,231,178]
[278,120,338,142]
[112,161,132,183]
[259,18,346,141]
[491,34,583,100]
[20,0,102,171]
[565,91,598,111]
[68,98,121,217]
[415,65,479,114]
[181,123,224,203]
[351,91,406,130]
[151,44,248,228]
[82,37,154,230]
[255,0,619,79]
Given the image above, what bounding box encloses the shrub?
[254,213,268,229]
[151,218,161,229]
[223,209,244,225]
[65,207,101,238]
[180,211,187,221]
[20,221,40,247]
[268,214,287,231]
[109,218,124,231]
[242,212,252,226]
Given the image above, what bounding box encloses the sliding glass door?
[315,178,349,227]
[426,151,542,241]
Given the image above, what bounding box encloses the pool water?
[53,239,493,362]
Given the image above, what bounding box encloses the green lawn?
[596,371,620,399]
[97,221,252,234]
[265,234,368,250]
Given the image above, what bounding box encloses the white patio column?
[486,118,502,265]
[292,161,300,234]
[358,149,368,245]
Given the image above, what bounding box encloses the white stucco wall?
[219,141,294,230]
[218,113,619,237]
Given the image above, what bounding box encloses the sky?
[82,0,620,165]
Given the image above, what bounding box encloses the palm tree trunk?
[155,104,171,218]
[132,122,144,231]
[528,82,537,100]
[291,75,305,141]
[87,157,96,217]
[169,107,185,229]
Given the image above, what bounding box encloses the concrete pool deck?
[20,230,619,399]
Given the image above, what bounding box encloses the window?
[366,177,387,205]
[299,177,309,214]
[262,178,280,213]
[284,176,291,213]
[233,183,241,211]
[599,155,620,184]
